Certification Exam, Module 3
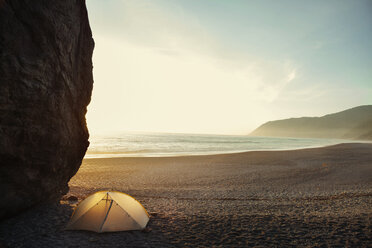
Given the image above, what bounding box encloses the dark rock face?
[0,0,94,219]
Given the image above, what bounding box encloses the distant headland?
[250,105,372,140]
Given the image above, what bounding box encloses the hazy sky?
[86,0,372,135]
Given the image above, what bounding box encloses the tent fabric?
[66,191,149,233]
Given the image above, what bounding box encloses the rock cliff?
[0,0,94,219]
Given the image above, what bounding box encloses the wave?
[85,133,347,158]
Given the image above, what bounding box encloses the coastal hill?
[250,105,372,140]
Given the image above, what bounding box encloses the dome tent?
[66,191,149,233]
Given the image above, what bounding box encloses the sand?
[1,143,371,247]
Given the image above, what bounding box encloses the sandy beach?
[1,143,371,247]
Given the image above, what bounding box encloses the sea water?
[85,132,348,158]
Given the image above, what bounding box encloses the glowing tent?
[66,191,150,232]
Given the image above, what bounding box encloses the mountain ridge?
[250,105,372,140]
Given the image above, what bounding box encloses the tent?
[66,191,150,233]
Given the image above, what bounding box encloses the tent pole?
[99,194,113,232]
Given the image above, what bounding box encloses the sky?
[85,0,372,135]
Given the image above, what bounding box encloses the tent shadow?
[0,200,170,247]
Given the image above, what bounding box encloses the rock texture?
[0,0,94,219]
[250,105,372,140]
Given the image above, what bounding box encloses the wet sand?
[1,143,372,247]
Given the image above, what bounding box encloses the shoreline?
[1,143,371,247]
[85,141,372,159]
[84,142,371,160]
[85,135,357,159]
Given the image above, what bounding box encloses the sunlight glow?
[85,0,372,135]
[87,35,296,135]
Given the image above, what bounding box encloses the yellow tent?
[66,191,149,233]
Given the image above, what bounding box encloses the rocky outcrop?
[0,0,94,219]
[250,105,372,140]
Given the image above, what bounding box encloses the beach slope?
[1,143,371,247]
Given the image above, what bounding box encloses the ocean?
[85,132,348,158]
